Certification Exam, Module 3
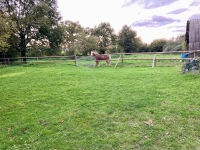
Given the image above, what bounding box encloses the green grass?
[1,64,200,149]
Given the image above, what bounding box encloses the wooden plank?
[114,55,121,69]
[189,43,193,50]
[194,20,199,42]
[189,20,193,43]
[192,20,196,43]
[194,42,200,50]
[198,20,200,43]
[152,54,156,68]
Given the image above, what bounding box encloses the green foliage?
[0,11,17,57]
[139,42,149,52]
[149,38,167,52]
[182,41,188,51]
[1,0,63,58]
[118,25,141,53]
[163,34,185,52]
[182,58,199,73]
[73,34,99,56]
[61,20,84,46]
[93,22,117,54]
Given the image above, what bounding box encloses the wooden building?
[185,19,200,50]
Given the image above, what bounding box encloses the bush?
[182,58,200,73]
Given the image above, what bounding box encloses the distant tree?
[61,20,84,48]
[139,42,149,52]
[163,34,185,52]
[1,0,63,59]
[149,38,167,52]
[182,41,187,51]
[92,22,117,54]
[70,32,99,55]
[118,25,141,53]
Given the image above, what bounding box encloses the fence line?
[0,51,198,67]
[0,55,76,66]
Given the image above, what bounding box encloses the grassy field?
[1,64,200,149]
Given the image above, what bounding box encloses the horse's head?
[91,51,98,56]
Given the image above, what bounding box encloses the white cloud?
[57,0,200,44]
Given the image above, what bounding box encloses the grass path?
[1,64,200,149]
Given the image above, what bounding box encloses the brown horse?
[91,51,111,66]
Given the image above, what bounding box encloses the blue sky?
[57,0,200,44]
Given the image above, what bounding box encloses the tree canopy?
[0,11,16,57]
[92,22,117,54]
[118,25,141,53]
[1,0,63,59]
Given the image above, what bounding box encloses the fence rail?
[0,51,199,67]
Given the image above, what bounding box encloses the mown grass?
[1,64,200,149]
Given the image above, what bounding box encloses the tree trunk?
[21,50,26,63]
[20,33,27,63]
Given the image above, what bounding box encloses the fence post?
[152,54,156,68]
[54,58,56,65]
[74,50,77,66]
[194,51,196,58]
[37,57,39,65]
[121,53,124,66]
[4,58,6,65]
[8,58,10,65]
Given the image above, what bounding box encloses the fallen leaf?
[144,118,153,126]
[39,120,44,123]
[21,128,28,134]
[8,128,11,133]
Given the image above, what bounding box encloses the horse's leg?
[96,61,100,66]
[106,60,110,66]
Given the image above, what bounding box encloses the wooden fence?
[0,50,200,67]
[0,55,75,66]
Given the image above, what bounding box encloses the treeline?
[0,0,187,58]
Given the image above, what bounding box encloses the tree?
[0,11,16,58]
[70,33,99,56]
[92,22,117,54]
[118,25,141,53]
[60,20,84,50]
[163,34,185,52]
[139,42,149,52]
[149,38,167,52]
[1,0,63,60]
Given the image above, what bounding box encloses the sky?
[57,0,200,44]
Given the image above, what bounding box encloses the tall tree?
[118,25,141,53]
[0,11,16,58]
[70,32,99,55]
[1,0,63,59]
[92,22,117,54]
[149,38,167,52]
[60,20,84,49]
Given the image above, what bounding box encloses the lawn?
[1,64,200,149]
